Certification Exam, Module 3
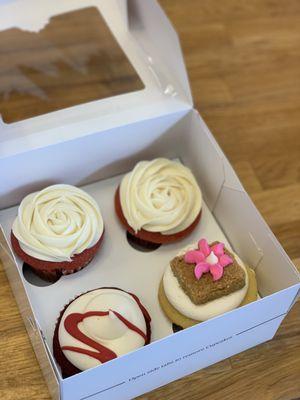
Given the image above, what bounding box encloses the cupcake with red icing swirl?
[115,158,202,246]
[11,184,104,282]
[53,288,151,377]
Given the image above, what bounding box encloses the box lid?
[0,0,192,158]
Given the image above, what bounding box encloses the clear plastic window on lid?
[0,7,144,123]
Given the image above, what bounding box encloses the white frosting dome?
[58,289,148,371]
[12,184,104,262]
[120,158,202,235]
[163,244,249,321]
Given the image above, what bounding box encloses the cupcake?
[115,158,202,245]
[159,238,257,329]
[11,184,104,282]
[53,287,151,377]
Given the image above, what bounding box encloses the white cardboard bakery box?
[0,1,299,400]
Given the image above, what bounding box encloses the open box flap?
[0,0,192,159]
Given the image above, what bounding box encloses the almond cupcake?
[159,238,258,328]
[115,158,202,245]
[53,287,151,377]
[11,184,104,282]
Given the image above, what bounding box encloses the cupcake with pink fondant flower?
[159,238,257,329]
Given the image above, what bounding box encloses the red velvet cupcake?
[115,158,202,245]
[53,287,151,377]
[11,184,104,282]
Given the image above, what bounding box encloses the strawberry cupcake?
[53,287,151,377]
[115,158,202,245]
[11,184,104,282]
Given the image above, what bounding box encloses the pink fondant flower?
[184,239,233,281]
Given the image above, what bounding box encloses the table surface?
[1,0,300,399]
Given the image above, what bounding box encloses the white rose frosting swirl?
[120,158,202,234]
[12,184,104,262]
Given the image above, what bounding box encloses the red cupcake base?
[11,231,104,282]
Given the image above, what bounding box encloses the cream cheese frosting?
[58,289,147,371]
[12,184,104,262]
[163,244,249,321]
[120,158,202,235]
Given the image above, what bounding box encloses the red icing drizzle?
[112,310,146,341]
[61,309,147,363]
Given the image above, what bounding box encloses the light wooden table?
[0,1,300,399]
